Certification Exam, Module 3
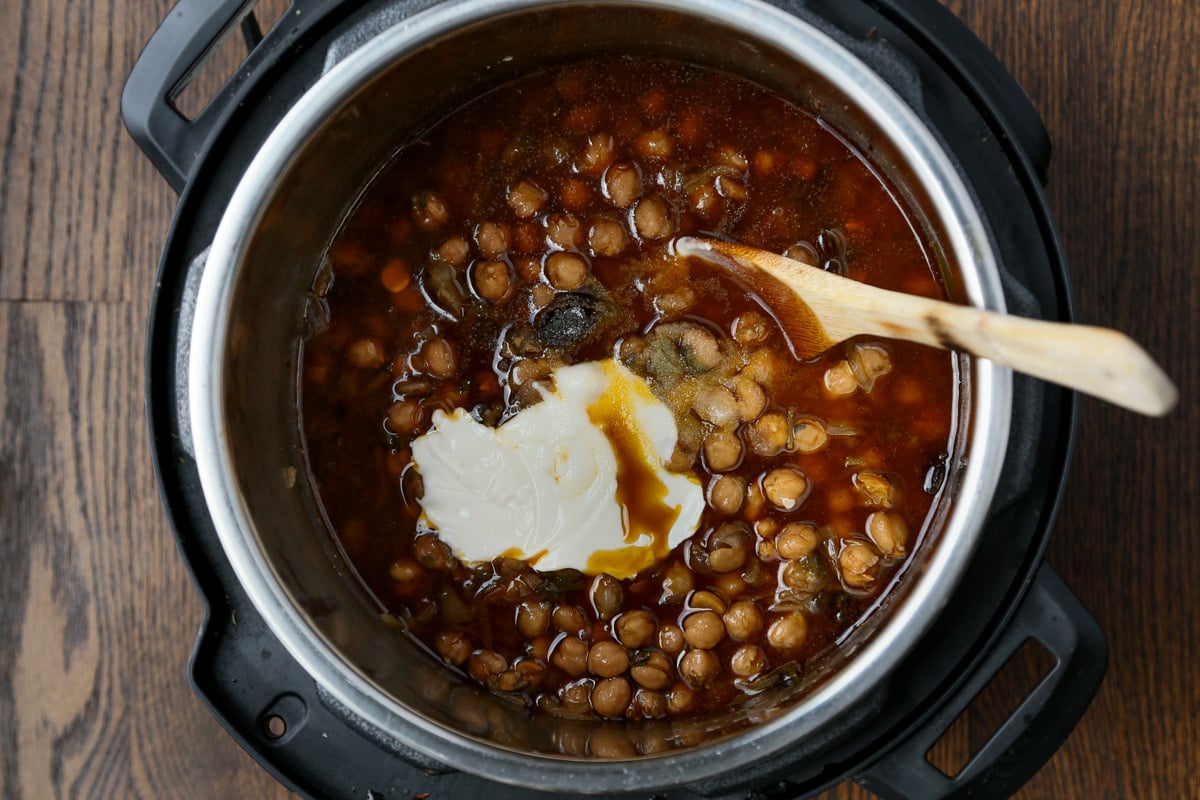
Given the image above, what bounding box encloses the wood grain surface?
[1,1,1195,798]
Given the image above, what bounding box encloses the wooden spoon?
[674,236,1177,416]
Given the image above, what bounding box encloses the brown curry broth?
[302,57,955,714]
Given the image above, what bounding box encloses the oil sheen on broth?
[301,57,956,721]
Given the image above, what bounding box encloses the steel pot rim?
[188,0,1012,791]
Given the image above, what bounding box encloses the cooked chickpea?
[849,342,893,392]
[412,190,449,230]
[559,678,593,710]
[551,637,589,677]
[767,612,809,650]
[590,573,624,621]
[388,557,422,584]
[553,605,588,634]
[693,385,740,427]
[412,534,450,570]
[723,601,764,642]
[703,428,743,472]
[716,174,748,201]
[781,555,826,593]
[474,221,510,258]
[635,128,675,160]
[515,599,551,638]
[658,624,685,655]
[348,337,385,369]
[468,650,507,683]
[688,589,728,613]
[824,360,858,396]
[659,561,694,605]
[746,411,790,457]
[840,540,882,588]
[707,522,750,573]
[434,630,471,666]
[654,287,696,316]
[545,251,589,290]
[508,179,548,219]
[713,571,747,598]
[730,644,767,677]
[588,641,630,678]
[683,611,725,649]
[591,677,632,719]
[689,184,721,219]
[633,195,675,240]
[630,650,674,689]
[529,282,556,309]
[576,132,615,175]
[732,311,771,346]
[708,475,747,516]
[666,683,696,714]
[731,375,767,422]
[421,338,457,379]
[545,213,583,249]
[678,649,720,689]
[867,511,908,557]
[792,416,829,454]
[777,522,820,559]
[763,467,809,511]
[743,481,766,521]
[387,399,422,435]
[603,162,641,208]
[471,259,513,302]
[631,689,667,719]
[855,471,897,508]
[756,537,779,561]
[435,236,471,268]
[615,610,656,648]
[588,218,628,256]
[680,326,723,370]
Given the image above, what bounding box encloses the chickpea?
[588,218,628,256]
[412,190,449,230]
[516,599,552,639]
[693,385,740,427]
[471,259,513,302]
[756,537,779,561]
[666,683,696,715]
[708,475,747,516]
[560,678,594,710]
[603,162,642,208]
[777,522,820,559]
[763,467,810,511]
[474,221,511,258]
[590,573,624,621]
[707,522,750,573]
[849,342,893,392]
[792,416,829,454]
[713,571,747,599]
[412,534,450,570]
[658,624,685,655]
[659,562,694,605]
[545,251,589,290]
[824,360,858,396]
[689,184,722,219]
[732,311,771,346]
[435,236,471,268]
[588,641,630,678]
[688,590,728,613]
[551,637,589,677]
[387,399,422,435]
[615,610,656,648]
[716,174,748,201]
[545,213,583,250]
[730,644,767,678]
[781,555,826,593]
[635,128,675,160]
[840,540,882,588]
[678,649,720,689]
[743,481,766,521]
[654,287,696,317]
[746,411,791,457]
[867,511,908,557]
[855,471,897,508]
[560,176,590,212]
[630,650,675,690]
[631,689,667,720]
[419,337,457,379]
[680,326,723,371]
[434,630,471,665]
[468,650,507,683]
[553,604,588,634]
[348,337,385,369]
[767,612,809,650]
[576,132,615,175]
[508,179,548,219]
[633,195,675,240]
[683,611,725,649]
[723,601,764,642]
[388,556,422,585]
[730,376,767,422]
[703,428,743,473]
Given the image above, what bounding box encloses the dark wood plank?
[1,0,1195,798]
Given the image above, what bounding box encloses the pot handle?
[853,564,1107,800]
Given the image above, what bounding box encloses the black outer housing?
[125,1,1107,798]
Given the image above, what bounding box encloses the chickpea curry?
[301,57,956,722]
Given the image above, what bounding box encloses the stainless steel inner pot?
[188,0,1012,792]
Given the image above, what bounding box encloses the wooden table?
[1,1,1195,797]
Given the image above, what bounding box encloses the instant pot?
[123,0,1107,797]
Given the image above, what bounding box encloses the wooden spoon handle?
[676,237,1178,416]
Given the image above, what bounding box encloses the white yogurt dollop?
[410,360,703,578]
